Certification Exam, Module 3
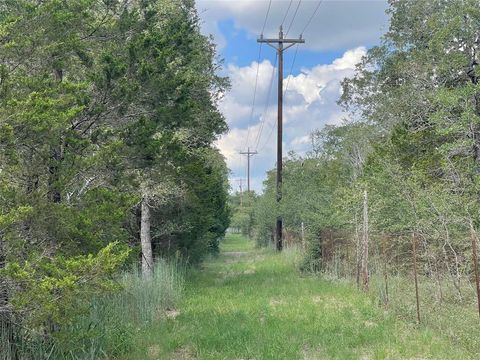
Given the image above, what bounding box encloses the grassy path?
[131,235,469,359]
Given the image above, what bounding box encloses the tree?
[0,0,231,351]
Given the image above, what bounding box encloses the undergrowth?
[1,259,185,359]
[308,258,480,357]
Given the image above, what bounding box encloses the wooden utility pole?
[234,178,245,208]
[258,26,304,251]
[239,147,257,193]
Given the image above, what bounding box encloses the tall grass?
[368,272,480,355]
[299,247,480,357]
[1,259,185,360]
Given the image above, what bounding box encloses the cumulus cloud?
[291,135,311,146]
[215,46,366,191]
[219,60,277,128]
[287,47,366,104]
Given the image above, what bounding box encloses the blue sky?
[218,18,346,71]
[195,0,389,193]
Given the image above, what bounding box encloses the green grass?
[126,234,471,359]
[219,232,256,252]
[368,272,480,356]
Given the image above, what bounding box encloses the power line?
[243,45,263,151]
[261,0,272,35]
[244,155,248,192]
[284,44,299,96]
[281,0,293,26]
[250,0,293,152]
[253,53,277,151]
[258,45,298,152]
[258,0,324,152]
[243,0,272,151]
[258,114,276,153]
[253,56,277,151]
[239,147,258,192]
[285,0,302,36]
[300,0,324,35]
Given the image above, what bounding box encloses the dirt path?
[222,251,248,257]
[129,234,470,360]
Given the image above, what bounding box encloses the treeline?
[228,191,255,236]
[0,0,229,356]
[253,0,480,338]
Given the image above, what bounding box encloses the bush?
[3,242,130,329]
[1,259,185,359]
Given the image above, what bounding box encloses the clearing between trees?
[127,234,470,360]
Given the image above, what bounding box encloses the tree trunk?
[47,147,62,204]
[382,233,389,306]
[46,67,64,204]
[0,232,17,359]
[433,256,444,303]
[0,234,7,309]
[301,222,305,250]
[361,189,369,291]
[140,196,153,276]
[412,231,421,324]
[354,213,361,288]
[469,220,480,317]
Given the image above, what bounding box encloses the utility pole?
[239,147,258,193]
[234,178,245,208]
[258,25,304,251]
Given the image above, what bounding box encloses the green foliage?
[253,171,277,247]
[4,242,130,327]
[229,191,256,238]
[151,147,231,262]
[0,206,32,227]
[251,3,480,354]
[0,0,230,355]
[253,0,480,272]
[254,123,378,250]
[1,259,184,359]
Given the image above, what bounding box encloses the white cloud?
[197,0,388,52]
[291,135,311,146]
[218,98,251,125]
[332,46,367,70]
[226,60,277,106]
[215,46,366,192]
[216,126,251,170]
[286,47,367,104]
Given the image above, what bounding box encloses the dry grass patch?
[302,344,326,360]
[165,308,181,319]
[147,345,161,359]
[269,298,287,307]
[170,345,196,360]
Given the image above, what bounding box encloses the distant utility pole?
[239,147,258,193]
[258,25,304,251]
[234,178,245,208]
